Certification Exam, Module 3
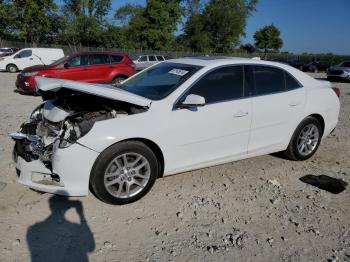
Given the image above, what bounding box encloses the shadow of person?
[27,192,95,262]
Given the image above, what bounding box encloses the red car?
[16,51,136,93]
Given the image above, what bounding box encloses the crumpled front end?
[10,82,149,196]
[11,105,100,196]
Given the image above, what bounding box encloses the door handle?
[289,101,301,107]
[108,66,115,69]
[233,111,249,118]
[29,58,33,60]
[81,68,88,71]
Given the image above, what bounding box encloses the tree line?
[0,0,283,55]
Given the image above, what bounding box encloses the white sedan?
[11,57,340,204]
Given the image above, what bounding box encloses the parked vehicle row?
[327,61,350,81]
[133,55,167,71]
[10,57,340,204]
[16,51,136,93]
[0,47,20,57]
[0,48,64,73]
[0,47,171,93]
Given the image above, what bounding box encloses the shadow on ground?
[300,174,348,194]
[27,192,95,262]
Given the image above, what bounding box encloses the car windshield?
[119,62,202,100]
[49,56,69,66]
[339,61,350,67]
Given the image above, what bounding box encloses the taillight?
[332,87,340,97]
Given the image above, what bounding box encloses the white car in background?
[133,55,166,71]
[11,57,340,204]
[0,48,64,72]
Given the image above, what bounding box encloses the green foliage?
[126,0,183,50]
[0,0,257,53]
[240,43,256,54]
[61,0,112,46]
[180,0,257,53]
[114,4,143,25]
[0,0,61,44]
[254,24,283,57]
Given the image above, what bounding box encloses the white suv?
[133,55,166,71]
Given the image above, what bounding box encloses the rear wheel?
[112,76,127,86]
[6,64,18,73]
[90,141,158,205]
[284,117,322,161]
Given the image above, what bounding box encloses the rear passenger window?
[285,72,301,90]
[149,56,156,62]
[252,66,285,95]
[110,55,123,63]
[89,54,110,65]
[156,56,164,61]
[188,66,244,104]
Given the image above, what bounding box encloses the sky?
[60,0,350,55]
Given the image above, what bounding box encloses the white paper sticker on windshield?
[168,69,189,76]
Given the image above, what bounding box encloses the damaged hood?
[35,76,152,108]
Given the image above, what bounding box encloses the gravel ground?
[0,72,349,262]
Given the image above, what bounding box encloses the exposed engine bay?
[10,89,148,171]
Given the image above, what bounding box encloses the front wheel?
[90,141,158,205]
[284,117,322,161]
[6,64,18,73]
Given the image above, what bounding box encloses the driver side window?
[67,55,89,67]
[188,66,244,104]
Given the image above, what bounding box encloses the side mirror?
[180,94,205,108]
[63,63,70,69]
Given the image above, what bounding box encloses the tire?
[90,141,159,205]
[6,64,18,73]
[284,117,322,161]
[112,76,127,86]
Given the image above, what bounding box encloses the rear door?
[246,65,305,153]
[87,54,111,82]
[56,55,90,81]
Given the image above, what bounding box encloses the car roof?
[71,51,127,56]
[167,56,286,68]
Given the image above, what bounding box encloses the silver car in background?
[327,61,350,81]
[133,55,166,71]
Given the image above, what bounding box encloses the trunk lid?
[35,76,152,108]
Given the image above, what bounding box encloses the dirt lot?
[0,72,349,262]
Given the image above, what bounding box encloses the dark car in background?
[16,51,136,94]
[0,47,20,57]
[302,61,331,72]
[327,61,350,82]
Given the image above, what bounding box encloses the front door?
[56,55,91,81]
[167,65,252,172]
[14,50,41,70]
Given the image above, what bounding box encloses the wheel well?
[6,63,17,69]
[113,74,128,80]
[309,114,325,135]
[119,138,165,178]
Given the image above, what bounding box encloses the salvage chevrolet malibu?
[10,57,340,204]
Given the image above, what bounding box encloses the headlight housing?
[30,104,44,123]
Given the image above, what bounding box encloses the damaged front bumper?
[12,133,100,196]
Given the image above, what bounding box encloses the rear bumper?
[15,142,99,196]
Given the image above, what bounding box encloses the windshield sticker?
[168,69,189,76]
